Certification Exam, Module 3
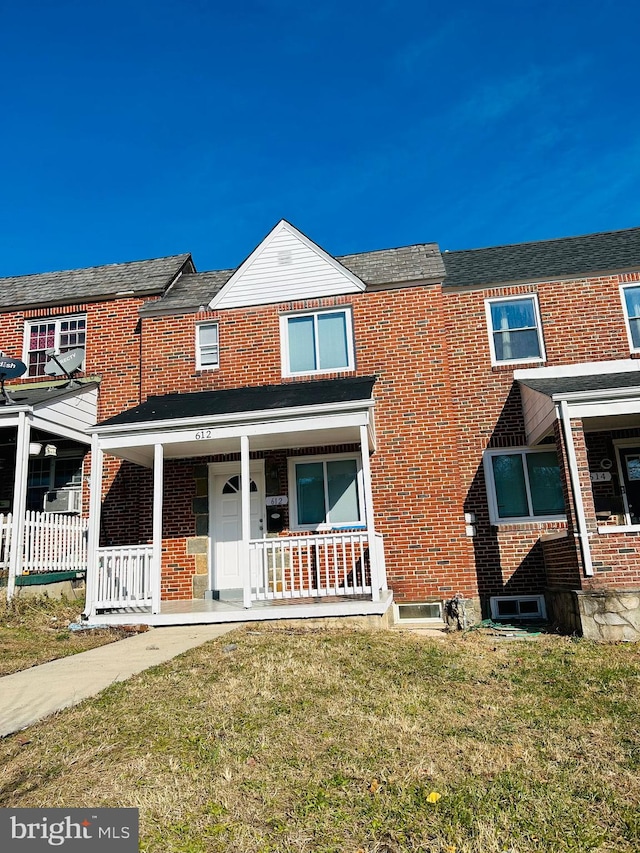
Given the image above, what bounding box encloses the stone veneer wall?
[548,587,640,641]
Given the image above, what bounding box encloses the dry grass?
[0,594,131,676]
[0,624,639,852]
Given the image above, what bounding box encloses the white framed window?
[620,284,640,352]
[280,307,354,377]
[287,453,364,530]
[196,322,219,370]
[394,602,443,624]
[483,447,565,524]
[490,595,546,620]
[485,295,545,365]
[23,315,86,377]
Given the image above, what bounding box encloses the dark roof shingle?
[0,254,192,310]
[98,375,377,427]
[520,372,640,397]
[442,226,640,288]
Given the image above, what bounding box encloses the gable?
[210,220,366,310]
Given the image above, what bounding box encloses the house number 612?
[195,429,212,440]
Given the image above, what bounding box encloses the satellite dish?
[44,348,85,377]
[0,357,27,379]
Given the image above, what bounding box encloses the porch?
[88,529,390,626]
[84,377,390,626]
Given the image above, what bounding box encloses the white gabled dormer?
[209,220,366,310]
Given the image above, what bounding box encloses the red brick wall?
[139,287,477,601]
[1,296,149,544]
[443,270,640,604]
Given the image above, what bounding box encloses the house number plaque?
[194,429,213,440]
[590,471,612,482]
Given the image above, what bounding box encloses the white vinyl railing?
[95,545,153,610]
[250,531,382,600]
[0,513,13,570]
[23,511,89,573]
[0,511,88,574]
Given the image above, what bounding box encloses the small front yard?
[0,594,130,676]
[0,621,639,852]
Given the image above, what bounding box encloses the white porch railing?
[23,511,89,573]
[0,511,88,574]
[250,531,385,601]
[0,513,13,570]
[95,545,153,610]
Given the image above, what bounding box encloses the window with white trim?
[196,322,219,370]
[483,448,565,523]
[280,308,354,376]
[288,454,364,529]
[485,295,545,365]
[621,284,640,351]
[24,315,86,377]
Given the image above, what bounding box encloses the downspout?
[558,399,594,577]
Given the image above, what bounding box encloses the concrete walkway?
[0,623,240,738]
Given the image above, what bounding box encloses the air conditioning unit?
[43,489,82,514]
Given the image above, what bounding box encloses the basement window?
[490,595,546,621]
[394,602,443,623]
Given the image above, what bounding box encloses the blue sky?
[1,0,639,276]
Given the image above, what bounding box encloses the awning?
[516,361,640,444]
[90,376,377,466]
[0,382,99,443]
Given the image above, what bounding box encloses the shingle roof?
[442,226,640,288]
[519,372,640,397]
[0,254,192,310]
[337,243,445,285]
[139,270,233,316]
[97,375,377,428]
[139,244,445,316]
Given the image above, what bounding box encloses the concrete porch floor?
[85,590,394,628]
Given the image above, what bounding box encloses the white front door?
[210,465,264,594]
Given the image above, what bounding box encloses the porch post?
[360,423,380,601]
[240,434,252,608]
[559,401,594,577]
[7,412,31,601]
[84,434,104,617]
[7,412,30,601]
[152,442,164,614]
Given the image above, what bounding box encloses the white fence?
[0,511,88,574]
[0,513,12,570]
[95,545,153,610]
[250,531,385,600]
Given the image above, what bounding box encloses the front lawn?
[0,625,638,852]
[0,594,130,676]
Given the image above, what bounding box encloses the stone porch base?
[547,587,640,641]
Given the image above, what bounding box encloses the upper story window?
[483,447,565,524]
[24,315,86,377]
[621,285,640,351]
[196,322,219,370]
[288,453,364,529]
[280,308,354,377]
[485,295,545,365]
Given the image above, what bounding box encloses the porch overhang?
[0,382,98,444]
[516,360,640,445]
[89,376,377,466]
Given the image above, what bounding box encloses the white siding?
[35,386,98,435]
[212,221,365,310]
[520,385,556,445]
